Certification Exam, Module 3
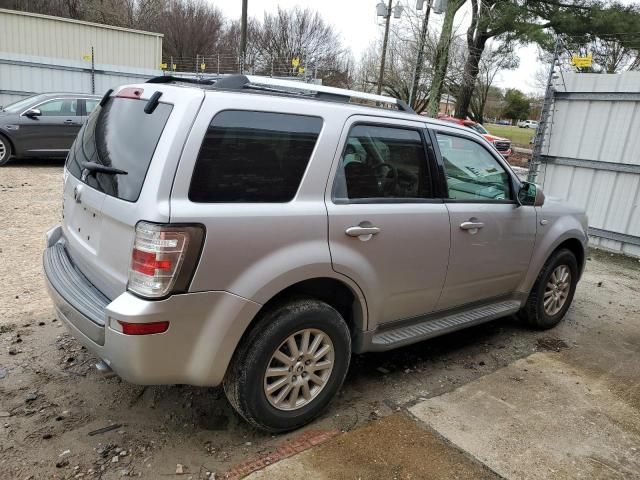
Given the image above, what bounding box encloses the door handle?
[64,119,77,125]
[460,221,485,230]
[345,226,381,238]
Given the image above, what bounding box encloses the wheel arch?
[0,131,16,159]
[245,276,367,342]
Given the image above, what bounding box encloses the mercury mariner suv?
[44,75,588,432]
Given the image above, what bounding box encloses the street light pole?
[377,0,393,95]
[240,0,248,74]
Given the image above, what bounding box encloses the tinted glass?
[85,99,99,115]
[334,125,432,201]
[2,94,48,113]
[66,98,172,202]
[436,133,512,201]
[39,99,78,116]
[189,111,322,203]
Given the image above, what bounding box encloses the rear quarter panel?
[169,93,367,312]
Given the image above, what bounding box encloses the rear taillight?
[127,222,204,299]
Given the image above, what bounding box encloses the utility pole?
[527,35,560,184]
[90,46,95,94]
[240,0,248,74]
[408,2,432,107]
[377,0,393,95]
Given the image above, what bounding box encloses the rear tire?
[519,248,578,329]
[0,135,11,166]
[223,298,351,432]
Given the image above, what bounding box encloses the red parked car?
[438,115,512,158]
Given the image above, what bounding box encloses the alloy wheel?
[263,328,335,411]
[544,265,572,316]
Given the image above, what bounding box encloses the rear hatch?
[61,85,204,300]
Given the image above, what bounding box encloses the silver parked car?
[0,93,101,165]
[44,76,588,432]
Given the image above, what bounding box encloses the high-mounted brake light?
[127,222,205,298]
[116,87,144,99]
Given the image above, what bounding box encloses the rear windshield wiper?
[81,161,128,175]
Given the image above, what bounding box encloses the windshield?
[467,123,489,135]
[66,97,173,202]
[2,94,49,113]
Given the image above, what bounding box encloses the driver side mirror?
[24,108,41,118]
[518,181,545,207]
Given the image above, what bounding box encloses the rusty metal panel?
[540,71,640,256]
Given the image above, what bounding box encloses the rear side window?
[189,111,322,203]
[66,97,172,202]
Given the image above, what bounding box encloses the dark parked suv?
[0,92,100,165]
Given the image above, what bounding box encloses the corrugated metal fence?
[0,52,162,106]
[539,72,640,257]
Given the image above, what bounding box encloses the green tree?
[501,89,530,122]
[454,0,640,119]
[425,0,466,117]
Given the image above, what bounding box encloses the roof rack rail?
[146,75,215,85]
[243,75,415,113]
[145,74,415,113]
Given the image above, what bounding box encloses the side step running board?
[370,300,521,351]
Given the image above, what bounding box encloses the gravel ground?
[0,159,638,479]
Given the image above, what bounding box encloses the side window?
[334,124,433,201]
[37,99,78,116]
[189,111,322,203]
[436,133,512,201]
[85,99,99,115]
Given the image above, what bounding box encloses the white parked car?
[518,119,538,129]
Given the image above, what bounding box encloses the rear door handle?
[460,221,485,230]
[64,119,77,125]
[345,226,381,238]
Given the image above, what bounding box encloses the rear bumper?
[498,148,512,158]
[43,225,262,386]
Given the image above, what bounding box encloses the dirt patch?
[250,414,500,480]
[508,152,530,168]
[535,337,570,352]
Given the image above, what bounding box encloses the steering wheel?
[373,162,398,195]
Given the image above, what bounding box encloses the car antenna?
[99,89,113,107]
[144,91,163,114]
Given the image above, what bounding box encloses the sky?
[212,0,549,94]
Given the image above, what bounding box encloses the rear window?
[66,97,172,202]
[189,111,322,203]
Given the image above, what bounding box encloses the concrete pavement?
[242,251,640,480]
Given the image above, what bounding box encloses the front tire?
[0,135,12,166]
[520,248,578,329]
[223,298,351,432]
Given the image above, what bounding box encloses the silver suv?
[44,75,588,432]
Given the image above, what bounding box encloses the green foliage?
[501,89,530,121]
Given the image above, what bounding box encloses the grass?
[484,124,535,148]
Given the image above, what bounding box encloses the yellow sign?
[291,57,300,68]
[172,64,177,71]
[160,63,168,69]
[571,53,592,68]
[298,67,305,75]
[82,55,92,61]
[200,63,206,71]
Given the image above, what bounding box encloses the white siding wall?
[0,8,162,69]
[539,72,640,257]
[0,53,162,106]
